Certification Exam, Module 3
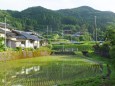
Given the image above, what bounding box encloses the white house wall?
[7,39,40,49]
[25,40,40,48]
[34,41,40,48]
[25,40,33,48]
[7,40,24,48]
[0,33,5,38]
[0,27,41,49]
[16,42,22,47]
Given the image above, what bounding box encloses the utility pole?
[51,28,52,34]
[62,29,64,52]
[4,16,6,50]
[62,29,64,39]
[47,26,48,39]
[94,16,97,43]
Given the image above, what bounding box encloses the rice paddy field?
[0,55,104,86]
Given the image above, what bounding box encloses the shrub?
[0,47,52,61]
[34,47,52,56]
[46,44,53,49]
[24,48,34,51]
[14,47,22,51]
[82,51,89,56]
[93,42,110,58]
[110,46,115,59]
[110,46,115,66]
[52,44,93,52]
[0,37,4,51]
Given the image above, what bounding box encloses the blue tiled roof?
[13,30,40,41]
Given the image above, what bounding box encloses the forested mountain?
[58,6,115,32]
[0,6,115,34]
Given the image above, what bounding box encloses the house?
[0,26,11,38]
[0,24,42,49]
[72,32,84,37]
[6,30,41,48]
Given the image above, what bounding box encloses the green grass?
[0,54,103,86]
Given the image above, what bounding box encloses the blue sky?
[0,0,115,12]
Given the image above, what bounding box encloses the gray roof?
[15,36,26,39]
[0,28,10,34]
[0,22,12,29]
[6,32,16,36]
[21,32,40,40]
[0,28,41,41]
[0,28,4,33]
[12,30,40,41]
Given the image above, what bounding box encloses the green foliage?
[93,42,110,58]
[46,44,53,49]
[52,34,60,40]
[52,43,93,51]
[0,6,115,39]
[110,46,115,67]
[93,24,115,58]
[61,16,78,25]
[14,47,22,51]
[24,48,34,51]
[106,26,115,45]
[36,46,52,55]
[0,37,4,51]
[105,25,115,66]
[79,35,85,41]
[69,77,102,86]
[110,46,115,59]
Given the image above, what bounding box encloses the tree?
[52,34,59,40]
[105,28,115,45]
[106,25,115,65]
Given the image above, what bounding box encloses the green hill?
[58,6,115,32]
[0,6,115,34]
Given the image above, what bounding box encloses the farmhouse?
[0,23,42,49]
[6,30,41,48]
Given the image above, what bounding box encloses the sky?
[0,0,115,12]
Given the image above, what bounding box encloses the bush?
[110,46,115,59]
[82,51,89,56]
[14,47,22,51]
[34,47,52,56]
[24,48,34,51]
[46,44,53,49]
[110,46,115,66]
[0,47,52,60]
[52,44,93,52]
[93,42,110,58]
[0,37,4,51]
